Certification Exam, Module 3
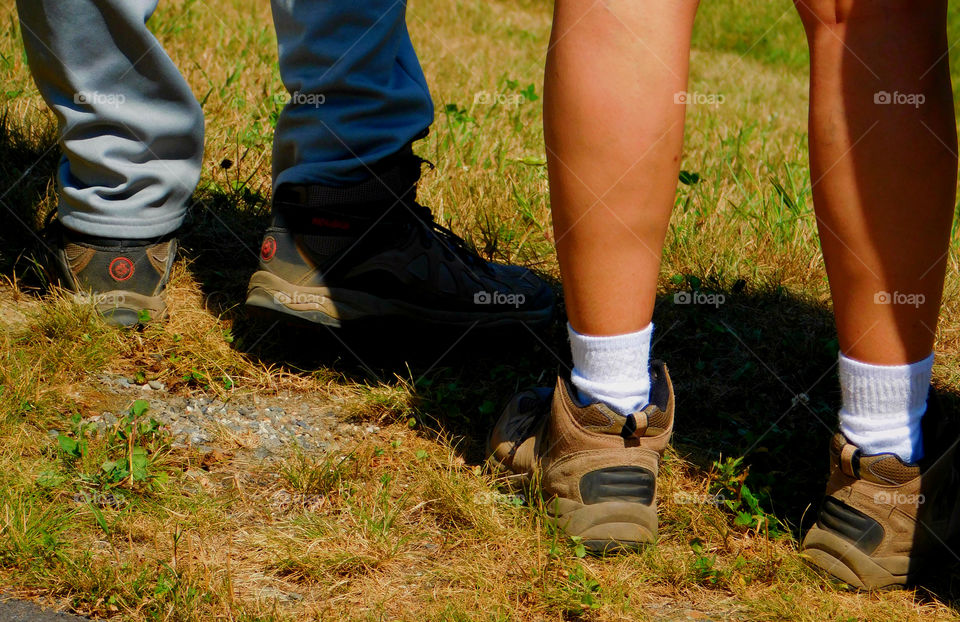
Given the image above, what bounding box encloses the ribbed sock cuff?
[837,352,933,463]
[568,322,653,416]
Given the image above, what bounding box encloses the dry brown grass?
[0,0,960,620]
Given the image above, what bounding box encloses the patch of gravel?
[0,596,89,621]
[644,597,746,621]
[65,373,381,461]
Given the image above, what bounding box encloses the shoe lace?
[408,202,494,275]
[511,394,550,442]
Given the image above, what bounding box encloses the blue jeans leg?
[271,0,434,188]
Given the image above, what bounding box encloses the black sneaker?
[45,221,177,327]
[245,150,554,327]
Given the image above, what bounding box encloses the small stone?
[254,447,271,460]
[148,380,164,391]
[200,449,231,469]
[47,429,59,438]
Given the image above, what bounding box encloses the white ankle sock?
[837,352,933,463]
[568,322,653,416]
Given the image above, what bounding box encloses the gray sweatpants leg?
[16,0,204,239]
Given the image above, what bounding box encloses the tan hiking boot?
[488,361,675,553]
[802,396,960,589]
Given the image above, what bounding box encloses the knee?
[793,0,943,31]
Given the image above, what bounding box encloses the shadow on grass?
[220,257,960,604]
[177,161,272,312]
[234,278,843,519]
[5,115,959,607]
[0,112,60,287]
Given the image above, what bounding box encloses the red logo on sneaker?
[108,257,135,282]
[260,236,277,261]
[311,217,351,230]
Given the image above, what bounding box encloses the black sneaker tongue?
[273,153,422,214]
[63,228,164,249]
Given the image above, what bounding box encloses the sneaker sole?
[801,524,911,590]
[245,270,552,328]
[77,291,166,328]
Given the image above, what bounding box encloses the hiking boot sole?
[246,270,552,328]
[486,439,656,554]
[802,524,911,590]
[549,497,656,553]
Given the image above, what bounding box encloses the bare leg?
[545,0,700,336]
[797,3,959,590]
[796,0,956,364]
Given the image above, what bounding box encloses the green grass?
[0,0,959,620]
